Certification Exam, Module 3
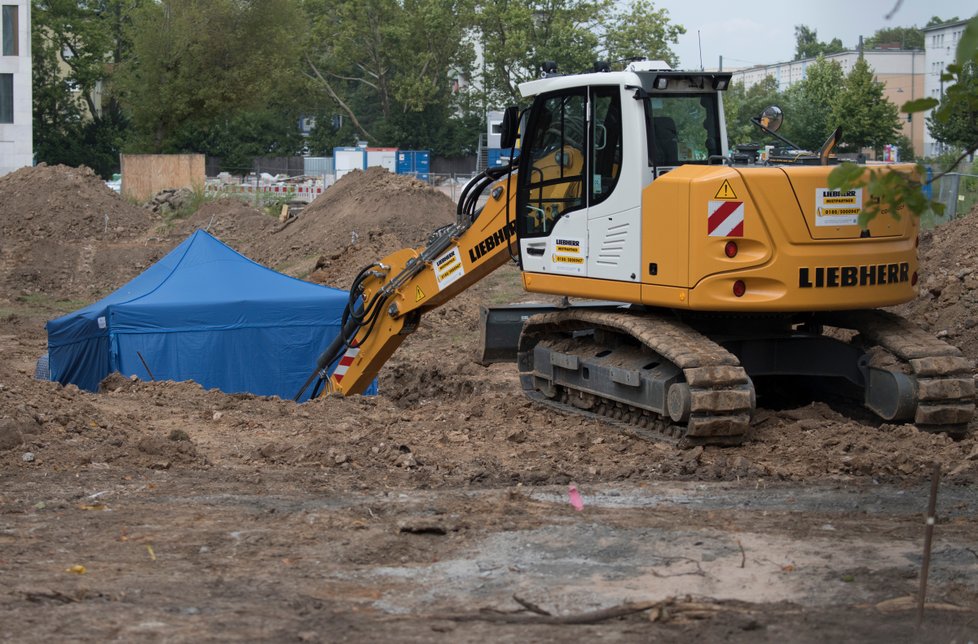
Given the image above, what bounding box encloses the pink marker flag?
[568,484,584,511]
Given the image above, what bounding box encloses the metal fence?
[928,172,978,224]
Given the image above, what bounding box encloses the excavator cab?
[513,62,730,286]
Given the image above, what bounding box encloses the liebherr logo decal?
[468,221,517,263]
[799,263,910,288]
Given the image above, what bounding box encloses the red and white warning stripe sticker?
[708,200,744,237]
[333,341,360,383]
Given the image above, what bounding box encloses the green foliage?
[926,16,959,28]
[830,57,901,153]
[34,0,687,162]
[302,0,474,140]
[474,0,608,106]
[119,0,305,152]
[794,25,845,60]
[31,0,142,177]
[828,162,935,227]
[299,0,684,156]
[722,76,783,147]
[602,0,685,67]
[864,26,924,50]
[166,110,307,173]
[894,134,915,162]
[780,56,845,151]
[927,57,978,150]
[829,16,978,223]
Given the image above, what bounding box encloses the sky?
[653,0,975,70]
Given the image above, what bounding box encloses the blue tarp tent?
[47,229,354,401]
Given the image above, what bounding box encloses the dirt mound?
[0,164,149,242]
[157,199,278,260]
[0,164,163,301]
[263,168,456,286]
[0,376,206,471]
[890,204,978,361]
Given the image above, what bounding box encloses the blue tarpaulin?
[47,230,356,401]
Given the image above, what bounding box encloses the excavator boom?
[300,170,520,398]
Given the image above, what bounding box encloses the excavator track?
[827,309,976,438]
[517,310,755,447]
[516,309,975,447]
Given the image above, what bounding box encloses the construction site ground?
[1,165,976,642]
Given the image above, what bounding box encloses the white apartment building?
[0,0,31,176]
[922,17,972,157]
[731,49,925,157]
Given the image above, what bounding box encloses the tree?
[721,76,783,148]
[794,25,845,60]
[781,56,845,151]
[925,16,959,28]
[301,0,478,153]
[167,109,307,172]
[602,0,685,67]
[32,0,143,176]
[831,56,901,154]
[864,26,924,50]
[474,0,609,106]
[927,58,978,150]
[119,0,305,152]
[829,16,978,224]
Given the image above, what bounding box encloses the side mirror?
[500,106,519,149]
[756,105,783,133]
[751,105,800,150]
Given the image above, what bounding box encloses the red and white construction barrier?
[204,184,326,203]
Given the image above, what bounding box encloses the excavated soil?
[1,165,977,642]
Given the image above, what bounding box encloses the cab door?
[516,86,637,281]
[516,88,589,275]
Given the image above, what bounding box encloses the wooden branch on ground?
[437,596,759,625]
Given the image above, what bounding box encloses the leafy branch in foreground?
[828,163,937,228]
[828,15,978,224]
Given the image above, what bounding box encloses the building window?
[1,5,17,56]
[0,73,12,123]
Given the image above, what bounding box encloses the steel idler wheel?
[667,383,692,423]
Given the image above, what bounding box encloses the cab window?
[590,88,622,206]
[645,93,722,167]
[518,90,587,237]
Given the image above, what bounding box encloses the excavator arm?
[295,167,520,399]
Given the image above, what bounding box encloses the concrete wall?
[0,0,32,176]
[121,154,205,202]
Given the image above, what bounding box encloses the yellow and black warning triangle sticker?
[415,285,426,302]
[714,179,738,200]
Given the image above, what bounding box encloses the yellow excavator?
[296,60,974,446]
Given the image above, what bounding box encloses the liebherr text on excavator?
[297,60,975,447]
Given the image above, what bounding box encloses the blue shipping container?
[487,148,519,168]
[395,150,430,182]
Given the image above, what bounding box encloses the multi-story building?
[922,17,972,158]
[731,49,925,157]
[0,0,31,176]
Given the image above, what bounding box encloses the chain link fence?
[929,171,978,222]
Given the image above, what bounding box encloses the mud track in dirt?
[1,166,977,641]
